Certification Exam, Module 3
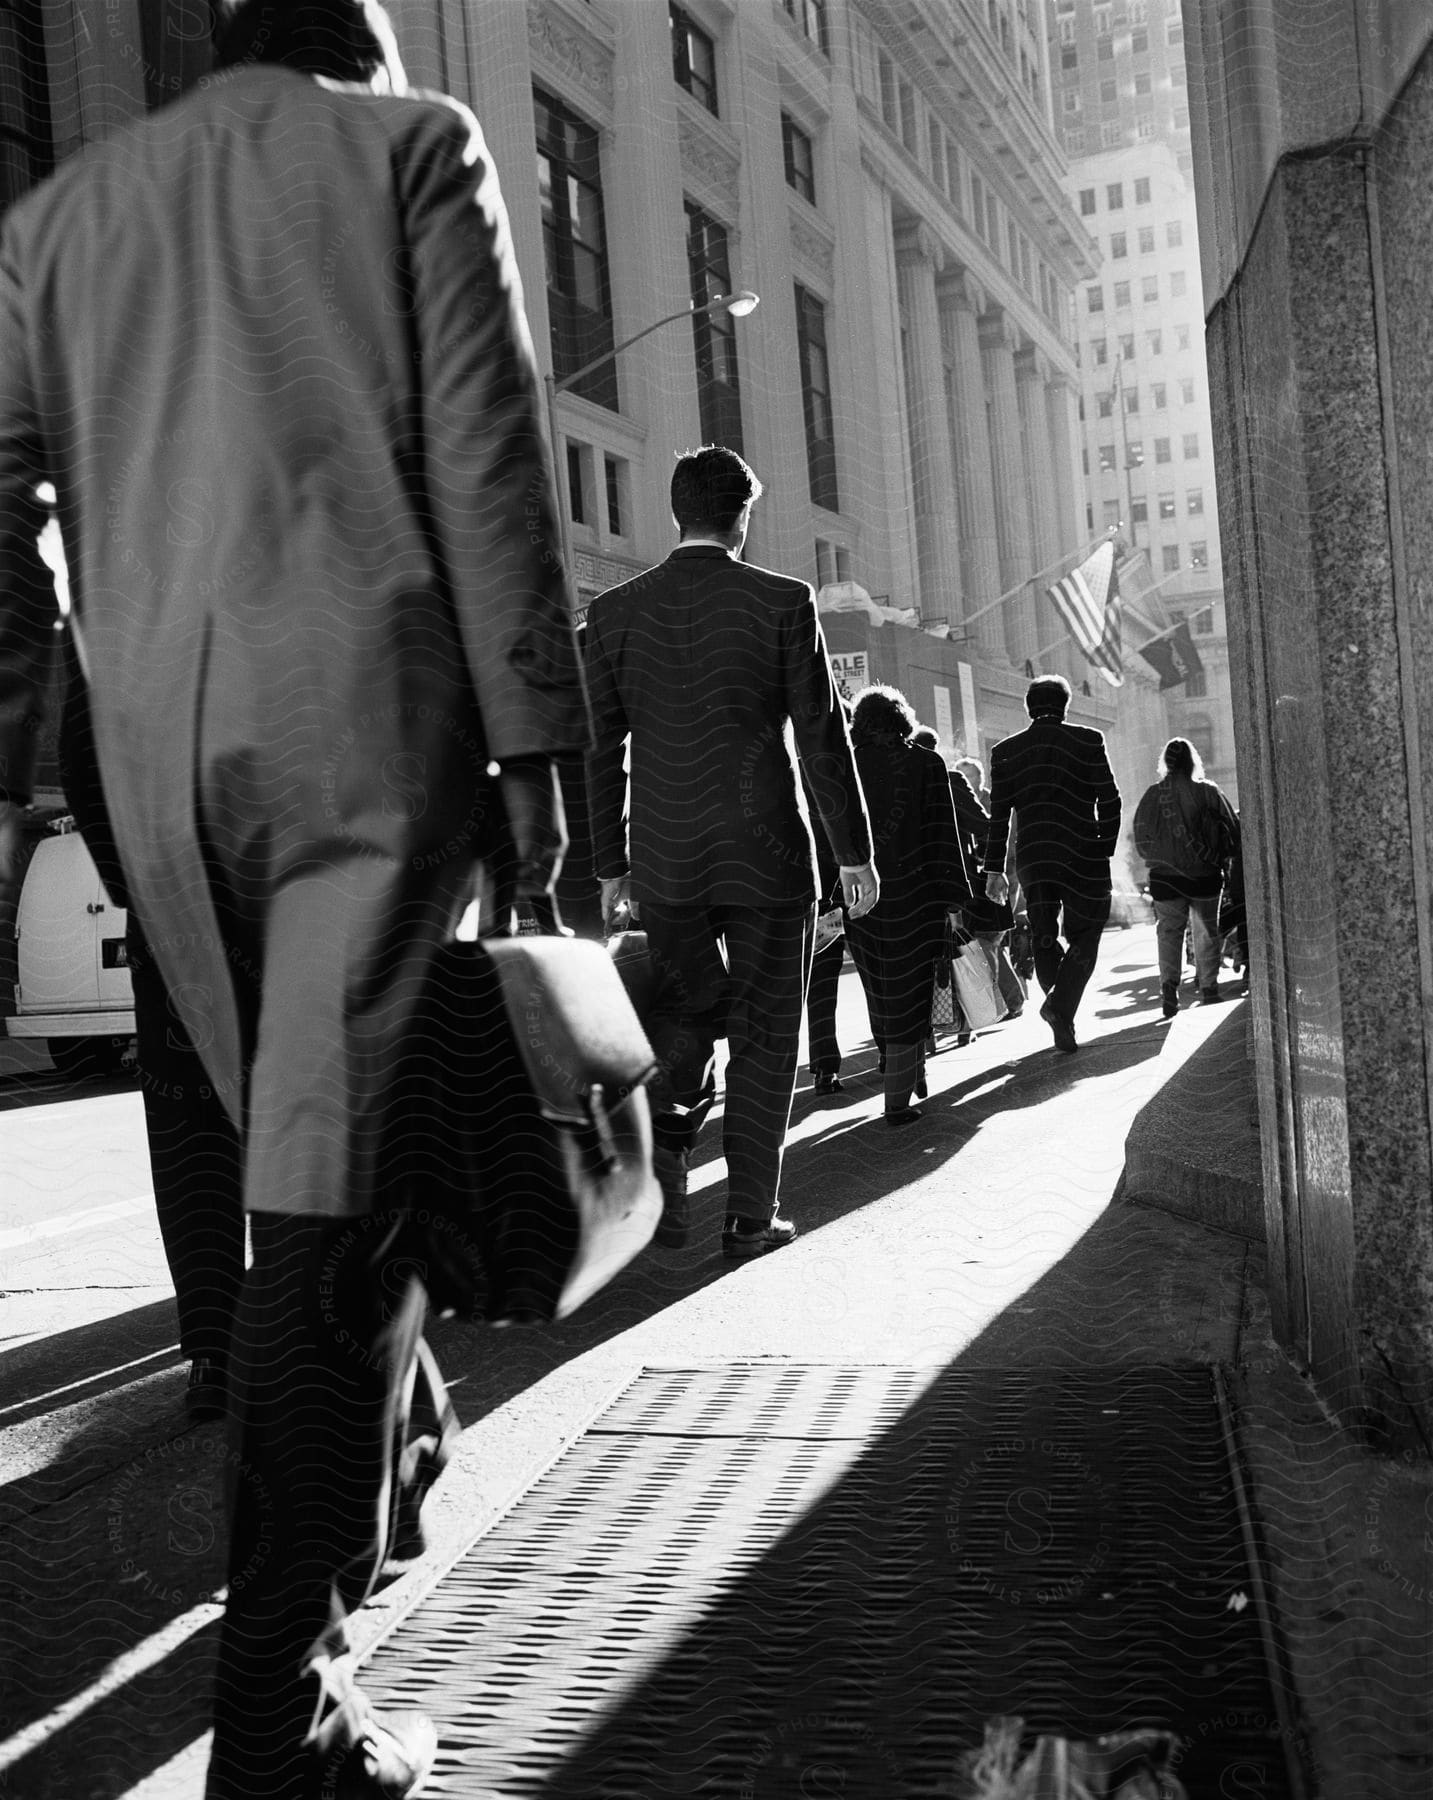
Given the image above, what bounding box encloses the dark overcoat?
[984,718,1121,896]
[0,67,587,1215]
[584,545,870,908]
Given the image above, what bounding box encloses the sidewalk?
[0,924,1425,1796]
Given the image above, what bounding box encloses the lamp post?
[542,290,760,585]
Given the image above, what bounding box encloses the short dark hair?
[911,726,939,751]
[1025,674,1071,718]
[670,446,763,537]
[212,0,390,80]
[851,684,917,747]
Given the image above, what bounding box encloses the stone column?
[1044,370,1089,688]
[894,223,962,627]
[980,310,1036,665]
[937,271,1004,658]
[1016,347,1061,674]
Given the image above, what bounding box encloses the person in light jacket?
[1133,737,1241,1015]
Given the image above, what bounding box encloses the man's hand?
[0,801,26,910]
[497,759,566,901]
[985,871,1010,905]
[839,859,880,920]
[600,875,634,931]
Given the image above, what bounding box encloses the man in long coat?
[983,675,1121,1053]
[0,4,587,1793]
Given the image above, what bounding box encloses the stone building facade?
[1186,0,1433,1446]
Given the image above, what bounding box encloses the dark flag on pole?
[1138,617,1205,689]
[1046,539,1123,686]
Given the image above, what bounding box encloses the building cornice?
[529,0,616,112]
[676,95,743,210]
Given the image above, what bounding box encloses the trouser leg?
[1047,888,1111,1021]
[719,906,815,1221]
[205,1210,424,1800]
[1153,897,1189,986]
[1024,887,1065,996]
[1188,892,1222,988]
[129,921,246,1366]
[805,938,844,1075]
[638,905,725,1158]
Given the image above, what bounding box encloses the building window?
[1113,279,1131,308]
[1131,29,1148,54]
[1062,46,1078,70]
[1155,438,1172,464]
[782,0,830,54]
[1189,541,1209,570]
[794,283,838,510]
[1063,90,1082,115]
[972,174,986,239]
[1092,336,1109,365]
[604,456,627,536]
[1065,128,1086,153]
[1097,38,1113,61]
[1098,443,1117,471]
[877,52,898,131]
[1170,270,1188,297]
[1172,63,1187,87]
[566,442,591,526]
[1147,329,1162,355]
[1187,488,1204,515]
[1100,108,1120,139]
[1131,496,1148,523]
[1097,394,1113,418]
[1102,498,1122,528]
[1130,0,1149,20]
[1138,226,1156,253]
[1110,230,1127,258]
[686,201,744,453]
[898,79,918,153]
[1125,386,1139,413]
[1152,382,1167,408]
[670,5,718,114]
[1120,333,1135,359]
[1134,175,1151,203]
[1100,78,1118,103]
[1106,181,1124,209]
[1126,438,1144,467]
[1162,544,1181,572]
[1174,105,1190,130]
[1008,219,1019,271]
[1180,378,1196,404]
[1058,16,1077,44]
[1158,492,1176,519]
[1185,669,1207,699]
[1196,604,1215,634]
[782,114,815,203]
[1176,324,1192,351]
[536,88,616,410]
[1079,187,1097,216]
[1183,432,1199,459]
[1168,20,1184,46]
[930,120,945,189]
[1087,285,1104,313]
[1136,116,1155,140]
[1167,219,1184,248]
[1135,73,1152,95]
[1142,275,1159,302]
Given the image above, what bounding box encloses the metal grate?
[361,1364,1297,1797]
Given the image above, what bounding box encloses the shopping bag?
[950,937,1008,1031]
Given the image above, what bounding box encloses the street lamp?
[543,290,760,581]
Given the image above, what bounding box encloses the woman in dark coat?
[847,686,970,1123]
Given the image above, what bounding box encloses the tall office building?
[1047,0,1237,801]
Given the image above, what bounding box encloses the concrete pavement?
[0,924,1426,1797]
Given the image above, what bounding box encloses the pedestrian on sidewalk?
[0,5,586,1795]
[1133,737,1241,1015]
[585,446,876,1257]
[803,711,854,1097]
[846,688,970,1123]
[983,676,1122,1054]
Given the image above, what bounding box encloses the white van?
[4,825,136,1077]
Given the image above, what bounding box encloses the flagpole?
[955,527,1121,631]
[1030,570,1209,667]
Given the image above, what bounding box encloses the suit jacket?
[854,739,969,913]
[984,717,1121,895]
[584,545,870,908]
[0,68,587,1211]
[947,767,989,882]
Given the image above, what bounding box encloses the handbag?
[446,897,662,1325]
[950,937,1008,1032]
[957,890,1016,935]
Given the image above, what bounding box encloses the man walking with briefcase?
[585,447,877,1256]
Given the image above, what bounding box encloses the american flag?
[1046,540,1123,686]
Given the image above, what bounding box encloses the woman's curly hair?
[851,684,918,747]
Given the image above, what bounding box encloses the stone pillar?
[1188,0,1433,1443]
[894,224,963,628]
[938,272,1004,658]
[1016,348,1061,673]
[1044,371,1088,687]
[980,310,1036,665]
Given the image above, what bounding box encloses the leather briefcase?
[441,904,662,1325]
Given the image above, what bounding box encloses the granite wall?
[1186,1,1433,1447]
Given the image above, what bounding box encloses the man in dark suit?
[983,675,1120,1053]
[585,447,876,1257]
[0,5,586,1793]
